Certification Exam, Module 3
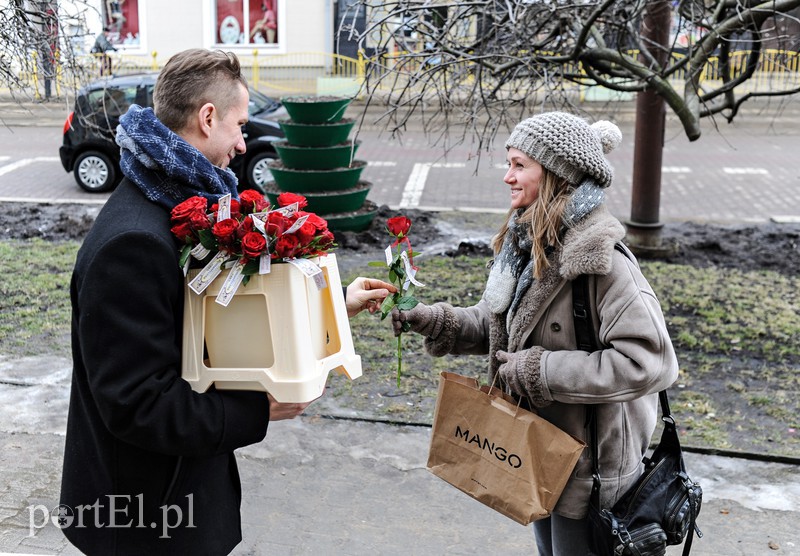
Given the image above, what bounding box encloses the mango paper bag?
[427,371,585,525]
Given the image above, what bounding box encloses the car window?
[86,85,138,117]
[140,84,155,108]
[248,88,279,116]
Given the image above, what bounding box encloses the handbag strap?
[573,259,699,556]
[572,269,673,472]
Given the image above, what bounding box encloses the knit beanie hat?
[504,112,622,188]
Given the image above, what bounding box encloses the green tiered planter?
[324,200,380,232]
[279,119,355,147]
[264,181,371,215]
[281,96,352,124]
[273,140,360,170]
[275,95,377,232]
[268,160,367,192]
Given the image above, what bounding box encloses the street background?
[2,98,800,224]
[0,98,799,555]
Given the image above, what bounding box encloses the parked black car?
[59,73,286,193]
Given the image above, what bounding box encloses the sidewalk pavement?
[1,355,799,555]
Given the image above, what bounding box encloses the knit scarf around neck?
[115,104,240,210]
[483,178,605,318]
[484,210,533,315]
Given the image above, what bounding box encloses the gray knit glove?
[496,347,551,408]
[391,303,440,338]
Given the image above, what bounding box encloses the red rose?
[171,196,207,223]
[295,221,318,245]
[211,199,241,220]
[237,216,255,239]
[317,229,336,250]
[277,192,308,209]
[274,234,299,259]
[188,211,211,231]
[212,218,239,246]
[387,216,412,238]
[170,221,194,242]
[298,211,328,232]
[239,190,269,214]
[266,211,288,236]
[241,231,267,260]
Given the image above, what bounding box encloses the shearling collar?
[559,205,626,280]
[504,205,625,351]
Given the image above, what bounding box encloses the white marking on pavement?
[0,156,9,162]
[0,196,107,205]
[431,162,465,168]
[771,215,800,224]
[399,163,431,209]
[413,204,508,214]
[368,161,398,167]
[662,166,692,173]
[723,167,769,175]
[0,156,60,176]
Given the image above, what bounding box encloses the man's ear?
[197,102,216,139]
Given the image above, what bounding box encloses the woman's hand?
[346,277,397,317]
[391,303,436,337]
[496,347,549,407]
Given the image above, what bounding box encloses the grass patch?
[0,239,79,356]
[642,262,800,362]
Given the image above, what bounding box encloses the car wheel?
[245,152,276,193]
[74,150,118,193]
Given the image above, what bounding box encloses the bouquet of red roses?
[170,190,336,304]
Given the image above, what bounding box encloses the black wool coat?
[61,179,270,555]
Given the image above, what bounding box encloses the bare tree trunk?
[625,0,673,255]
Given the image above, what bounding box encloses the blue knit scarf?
[115,105,240,210]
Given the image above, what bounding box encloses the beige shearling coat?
[422,206,679,519]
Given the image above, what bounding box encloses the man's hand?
[345,277,397,317]
[267,393,313,421]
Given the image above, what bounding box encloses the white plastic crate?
[181,253,361,402]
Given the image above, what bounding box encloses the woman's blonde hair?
[491,167,575,279]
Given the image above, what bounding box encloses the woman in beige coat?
[392,112,679,555]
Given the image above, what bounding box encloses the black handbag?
[572,270,703,556]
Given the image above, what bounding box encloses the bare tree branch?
[351,0,800,149]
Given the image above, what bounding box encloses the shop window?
[103,0,140,47]
[216,0,279,46]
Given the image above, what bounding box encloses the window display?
[216,0,279,45]
[103,0,140,46]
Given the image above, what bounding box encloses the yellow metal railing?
[20,48,800,101]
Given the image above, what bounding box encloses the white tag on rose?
[287,258,327,290]
[259,253,271,275]
[400,250,424,289]
[283,214,309,235]
[250,213,267,234]
[216,194,232,221]
[188,251,228,294]
[271,202,299,218]
[215,258,247,306]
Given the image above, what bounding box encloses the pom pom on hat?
[591,120,622,154]
[505,112,620,188]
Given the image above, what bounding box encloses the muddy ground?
[3,202,799,275]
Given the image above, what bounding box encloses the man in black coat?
[60,48,393,555]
